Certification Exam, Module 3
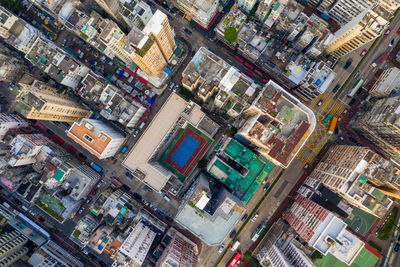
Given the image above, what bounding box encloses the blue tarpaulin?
[163,66,172,75]
[90,60,96,65]
[146,96,154,105]
[118,70,124,77]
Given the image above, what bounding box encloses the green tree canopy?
[224,27,238,43]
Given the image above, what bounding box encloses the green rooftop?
[358,175,367,185]
[276,105,294,124]
[208,138,274,204]
[315,247,379,267]
[371,188,385,201]
[53,169,65,181]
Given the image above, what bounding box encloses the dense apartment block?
[175,173,245,246]
[156,228,198,267]
[257,220,314,267]
[0,7,41,54]
[0,231,28,267]
[0,45,28,83]
[14,81,90,122]
[67,118,126,159]
[369,67,400,98]
[304,145,393,217]
[0,113,29,141]
[283,194,364,265]
[172,0,219,29]
[324,5,389,59]
[5,134,53,167]
[353,97,400,166]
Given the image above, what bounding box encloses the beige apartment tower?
[325,7,388,59]
[304,145,395,217]
[14,81,90,122]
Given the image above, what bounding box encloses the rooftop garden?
[224,27,238,43]
[135,38,154,57]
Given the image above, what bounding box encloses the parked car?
[46,129,55,136]
[184,28,192,35]
[91,189,98,196]
[38,216,45,222]
[78,153,87,160]
[97,179,104,188]
[218,244,225,253]
[86,196,92,204]
[262,179,267,185]
[341,108,348,116]
[360,49,367,57]
[125,172,133,179]
[303,163,309,171]
[338,135,345,142]
[384,28,391,37]
[144,185,153,192]
[317,99,323,107]
[333,84,341,93]
[251,212,259,222]
[389,39,395,47]
[230,230,237,239]
[395,243,400,252]
[344,59,352,70]
[241,214,248,222]
[78,206,85,215]
[146,0,155,8]
[263,183,270,191]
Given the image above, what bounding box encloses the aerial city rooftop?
[0,0,399,266]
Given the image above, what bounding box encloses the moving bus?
[234,55,244,63]
[245,70,255,78]
[53,135,65,145]
[328,117,338,135]
[227,251,242,267]
[323,113,332,124]
[90,162,103,173]
[244,62,254,70]
[347,79,363,98]
[251,223,267,241]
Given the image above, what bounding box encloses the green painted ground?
[315,247,378,267]
[344,207,377,236]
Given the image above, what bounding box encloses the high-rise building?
[67,118,126,159]
[172,0,219,29]
[0,45,28,83]
[0,7,40,53]
[118,221,157,266]
[304,145,394,217]
[256,220,314,267]
[14,81,90,122]
[237,0,258,14]
[353,96,400,165]
[0,113,29,141]
[328,0,374,25]
[283,195,364,265]
[325,6,388,59]
[369,67,400,98]
[100,10,175,76]
[0,230,28,267]
[5,134,53,167]
[28,240,84,267]
[127,10,175,76]
[156,228,198,267]
[94,0,153,30]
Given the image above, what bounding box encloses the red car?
[91,189,98,196]
[317,99,323,107]
[360,49,367,57]
[384,28,391,37]
[397,28,400,34]
[86,196,92,204]
[303,163,310,171]
[341,108,348,116]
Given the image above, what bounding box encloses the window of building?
[83,134,94,143]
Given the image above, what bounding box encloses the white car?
[251,212,259,222]
[218,244,225,253]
